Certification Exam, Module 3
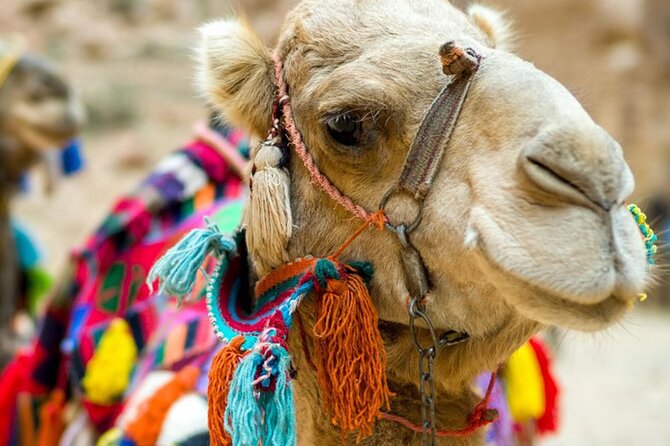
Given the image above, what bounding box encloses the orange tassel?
[311,267,392,440]
[207,336,247,446]
[36,389,66,446]
[126,365,200,446]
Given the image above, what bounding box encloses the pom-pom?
[82,319,138,405]
[503,342,545,422]
[529,338,560,434]
[125,366,200,446]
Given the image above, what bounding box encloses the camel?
[197,0,651,444]
[0,46,83,365]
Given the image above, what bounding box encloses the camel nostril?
[519,126,630,212]
[521,155,602,209]
[526,157,583,193]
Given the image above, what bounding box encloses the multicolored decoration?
[0,124,249,446]
[149,220,392,445]
[628,204,658,265]
[502,337,560,437]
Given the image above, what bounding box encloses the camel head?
[0,46,84,188]
[198,0,650,376]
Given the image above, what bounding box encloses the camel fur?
[197,1,650,444]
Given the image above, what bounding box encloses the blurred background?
[2,0,669,444]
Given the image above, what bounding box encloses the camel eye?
[326,114,364,147]
[28,91,45,103]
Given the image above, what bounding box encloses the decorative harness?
[273,41,486,445]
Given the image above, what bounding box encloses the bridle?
[272,41,493,445]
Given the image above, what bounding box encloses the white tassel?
[245,139,292,276]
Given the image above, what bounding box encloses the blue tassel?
[225,344,296,446]
[146,219,236,300]
[260,346,296,446]
[225,351,263,445]
[60,139,85,175]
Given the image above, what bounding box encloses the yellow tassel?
[82,318,138,405]
[245,141,292,276]
[503,342,545,422]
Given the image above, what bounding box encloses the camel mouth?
[12,115,81,151]
[476,244,632,331]
[470,204,648,331]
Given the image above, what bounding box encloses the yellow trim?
[0,44,23,90]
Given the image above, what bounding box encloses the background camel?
[0,46,83,365]
[198,0,651,444]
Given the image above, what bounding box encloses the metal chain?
[408,297,471,446]
[408,297,439,445]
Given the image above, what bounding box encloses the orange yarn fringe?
[126,365,200,446]
[311,268,392,441]
[36,389,66,446]
[207,336,247,446]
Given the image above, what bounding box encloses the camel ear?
[197,19,274,136]
[467,4,515,51]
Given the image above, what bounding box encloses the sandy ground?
[542,307,670,446]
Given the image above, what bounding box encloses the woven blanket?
[0,126,248,444]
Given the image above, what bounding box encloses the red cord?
[272,51,374,222]
[380,371,499,438]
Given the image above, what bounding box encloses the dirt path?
[542,307,670,446]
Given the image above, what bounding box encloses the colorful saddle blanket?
[0,126,249,445]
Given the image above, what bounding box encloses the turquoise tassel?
[147,219,236,300]
[260,346,296,446]
[225,344,296,446]
[225,351,263,445]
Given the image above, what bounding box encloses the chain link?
[408,297,471,445]
[408,297,438,445]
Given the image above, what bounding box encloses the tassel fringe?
[311,260,392,440]
[245,142,292,277]
[225,336,296,446]
[208,337,247,446]
[259,346,296,446]
[147,221,236,300]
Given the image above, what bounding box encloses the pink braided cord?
[272,52,371,221]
